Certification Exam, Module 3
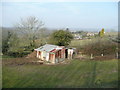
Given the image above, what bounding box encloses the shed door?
[49,54,53,61]
[65,49,68,58]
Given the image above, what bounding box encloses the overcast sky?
[1,2,118,30]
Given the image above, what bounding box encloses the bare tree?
[15,16,44,47]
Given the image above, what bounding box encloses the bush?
[7,51,31,57]
[81,38,117,56]
[49,30,73,46]
[20,46,34,51]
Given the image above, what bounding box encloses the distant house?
[86,32,94,36]
[74,34,83,40]
[34,44,76,64]
[86,32,98,37]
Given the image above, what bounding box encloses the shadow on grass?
[82,61,97,88]
[82,61,118,88]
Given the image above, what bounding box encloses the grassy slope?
[3,59,118,88]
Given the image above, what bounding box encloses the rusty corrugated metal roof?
[34,44,58,52]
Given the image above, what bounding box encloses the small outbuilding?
[35,44,77,64]
[34,44,66,64]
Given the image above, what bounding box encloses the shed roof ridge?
[44,44,58,46]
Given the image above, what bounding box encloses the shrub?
[49,30,73,46]
[81,38,117,56]
[7,51,31,57]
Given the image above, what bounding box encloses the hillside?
[2,58,118,88]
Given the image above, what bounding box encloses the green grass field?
[2,59,118,88]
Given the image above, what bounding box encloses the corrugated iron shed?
[34,44,58,52]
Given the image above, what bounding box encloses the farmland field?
[2,58,118,88]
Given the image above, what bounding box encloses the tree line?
[2,16,73,57]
